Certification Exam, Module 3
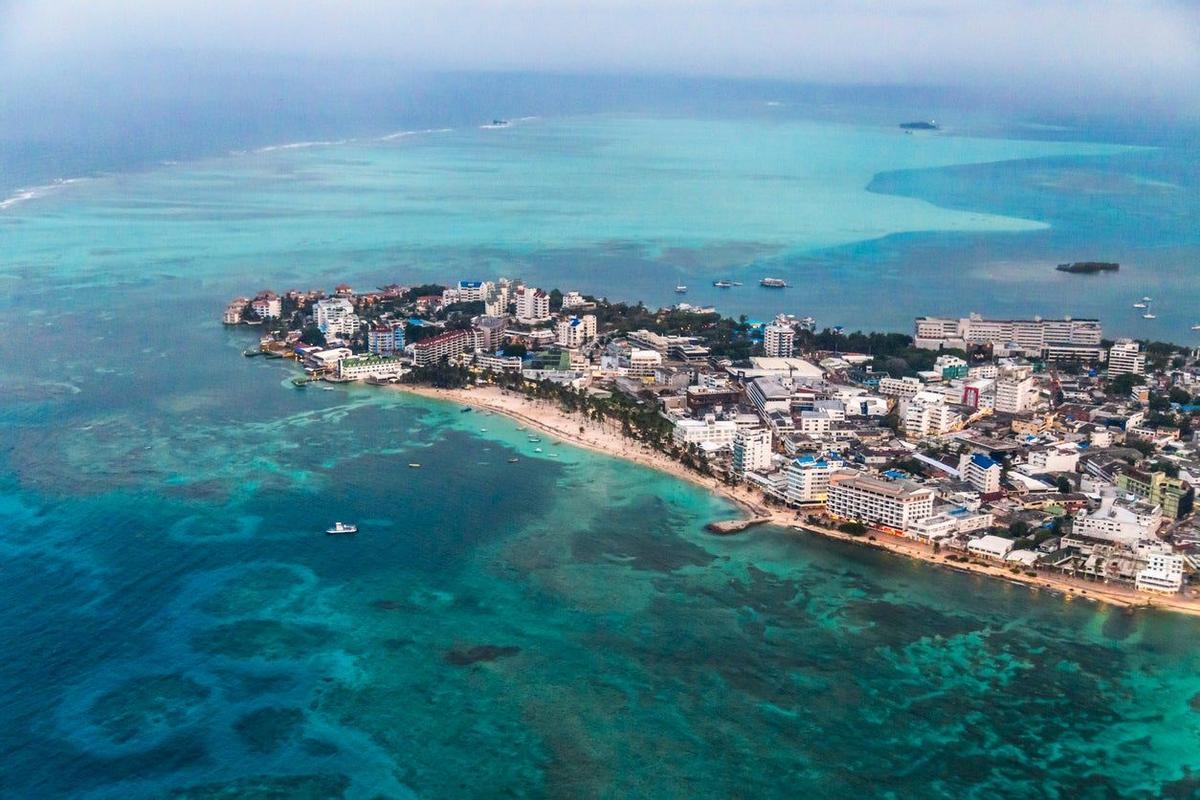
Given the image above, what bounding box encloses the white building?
[959,453,1002,494]
[797,410,840,436]
[314,297,358,337]
[903,392,961,439]
[732,428,773,476]
[907,509,994,542]
[627,349,662,378]
[967,535,1015,560]
[555,315,597,349]
[223,298,249,324]
[1108,339,1147,377]
[1073,495,1163,545]
[785,455,842,505]
[337,354,408,381]
[560,291,588,310]
[1136,552,1185,594]
[879,376,923,399]
[826,472,935,532]
[515,286,551,323]
[442,280,492,305]
[367,324,403,355]
[913,314,1102,359]
[1027,443,1080,473]
[763,315,796,358]
[250,292,281,320]
[995,376,1035,414]
[673,415,738,449]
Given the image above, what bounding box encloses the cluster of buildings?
[229,287,1200,596]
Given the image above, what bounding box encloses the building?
[412,329,473,367]
[560,291,588,310]
[1027,443,1080,473]
[785,455,841,505]
[913,314,1102,359]
[903,393,961,438]
[1116,469,1194,520]
[250,291,281,320]
[673,415,738,449]
[967,535,1015,560]
[337,354,407,381]
[442,280,492,305]
[1072,495,1163,545]
[474,316,508,352]
[762,315,796,358]
[475,353,523,373]
[627,349,662,378]
[994,376,1035,414]
[515,286,551,323]
[826,472,935,532]
[367,324,404,355]
[878,376,923,399]
[1136,552,1185,594]
[1107,339,1147,377]
[555,315,597,349]
[732,428,773,476]
[314,297,358,337]
[223,297,249,324]
[959,453,1002,494]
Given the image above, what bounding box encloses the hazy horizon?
[2,0,1198,120]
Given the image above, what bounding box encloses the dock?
[706,516,773,535]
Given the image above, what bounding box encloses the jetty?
[706,516,773,535]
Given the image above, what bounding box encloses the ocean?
[2,70,1200,797]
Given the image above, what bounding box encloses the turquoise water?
[3,112,1200,797]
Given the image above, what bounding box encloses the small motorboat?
[408,463,422,468]
[534,447,543,453]
[326,522,357,535]
[508,457,519,463]
[1191,324,1200,331]
[460,407,472,413]
[675,284,688,293]
[1142,313,1157,319]
[1133,302,1147,309]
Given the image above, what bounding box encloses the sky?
[1,0,1198,116]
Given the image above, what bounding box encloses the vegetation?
[403,361,471,389]
[838,521,867,536]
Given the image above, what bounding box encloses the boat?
[1142,296,1152,301]
[713,280,734,289]
[1142,313,1157,320]
[291,376,312,387]
[516,426,526,431]
[1192,324,1200,331]
[675,284,688,294]
[1133,302,1147,309]
[508,457,519,463]
[759,277,787,288]
[534,447,543,453]
[899,120,939,130]
[460,407,472,413]
[325,522,357,535]
[480,428,487,432]
[408,463,421,468]
[528,436,542,443]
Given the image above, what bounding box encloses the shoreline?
[385,381,1200,618]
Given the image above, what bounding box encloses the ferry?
[675,284,688,294]
[759,277,787,288]
[325,522,357,535]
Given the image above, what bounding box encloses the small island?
[1056,261,1119,274]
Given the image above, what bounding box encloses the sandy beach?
[388,382,1200,617]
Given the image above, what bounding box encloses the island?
[225,279,1200,614]
[1056,261,1120,274]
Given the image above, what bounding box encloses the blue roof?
[882,469,907,479]
[458,280,483,289]
[970,453,999,470]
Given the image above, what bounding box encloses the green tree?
[299,324,326,347]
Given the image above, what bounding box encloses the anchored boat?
[326,521,357,535]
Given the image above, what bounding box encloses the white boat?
[1192,324,1200,331]
[1133,302,1147,309]
[674,284,688,293]
[408,463,421,468]
[534,447,543,453]
[326,521,357,535]
[1143,313,1157,319]
[1142,296,1152,301]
